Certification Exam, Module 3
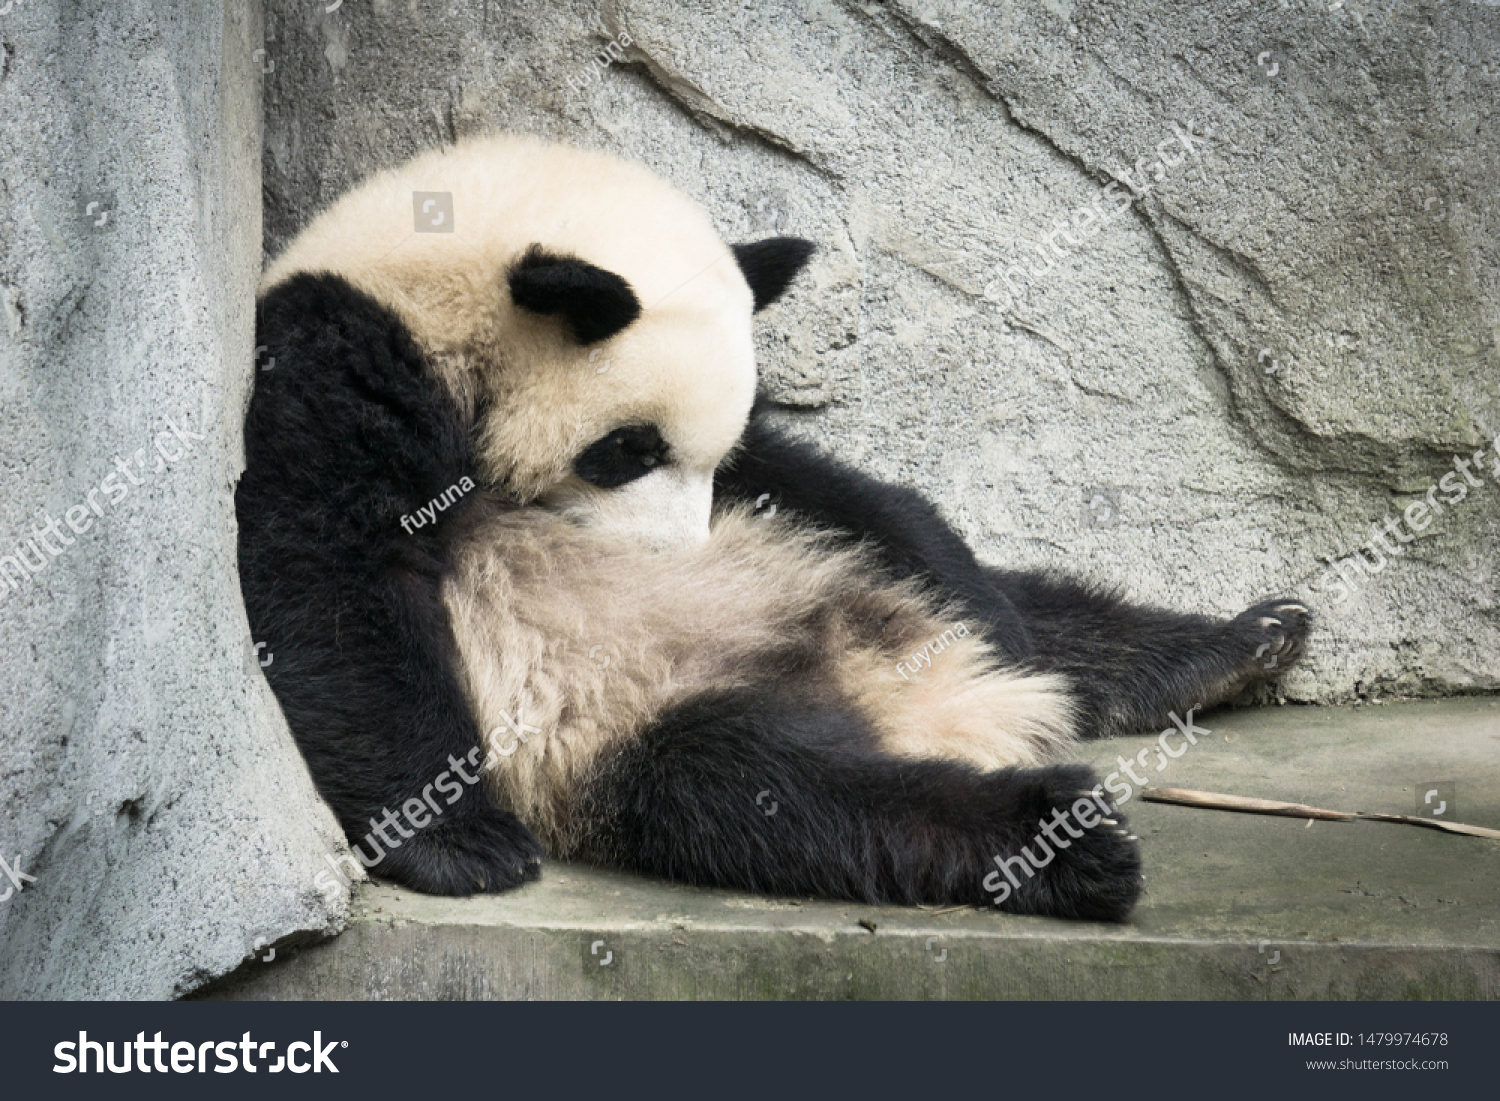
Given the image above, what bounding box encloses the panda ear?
[507,245,642,345]
[732,237,816,312]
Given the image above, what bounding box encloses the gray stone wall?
[0,0,346,998]
[262,0,1500,704]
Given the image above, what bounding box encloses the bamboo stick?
[1141,786,1500,839]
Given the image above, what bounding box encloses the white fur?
[540,466,716,552]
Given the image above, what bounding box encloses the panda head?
[261,134,815,552]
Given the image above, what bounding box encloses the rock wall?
[261,0,1500,704]
[0,0,347,998]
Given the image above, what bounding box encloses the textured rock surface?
[0,0,347,998]
[262,0,1500,703]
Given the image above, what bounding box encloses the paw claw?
[1234,597,1312,681]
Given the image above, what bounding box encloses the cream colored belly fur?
[442,506,1074,854]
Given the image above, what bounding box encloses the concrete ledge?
[203,699,1500,1000]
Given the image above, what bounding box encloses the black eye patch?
[574,425,669,489]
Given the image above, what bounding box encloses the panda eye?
[574,424,670,488]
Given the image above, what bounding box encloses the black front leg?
[717,410,1033,663]
[238,273,543,895]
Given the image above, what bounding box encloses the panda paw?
[987,765,1143,922]
[372,806,545,896]
[1230,598,1311,679]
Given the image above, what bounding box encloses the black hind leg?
[578,689,1142,921]
[989,569,1311,739]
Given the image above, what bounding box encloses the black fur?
[732,237,816,311]
[578,688,1141,921]
[237,272,543,895]
[507,244,641,344]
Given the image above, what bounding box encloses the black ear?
[507,244,642,344]
[732,237,816,312]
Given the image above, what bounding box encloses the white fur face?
[260,134,759,550]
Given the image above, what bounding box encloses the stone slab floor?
[204,698,1500,1000]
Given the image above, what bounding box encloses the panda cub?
[238,134,1309,921]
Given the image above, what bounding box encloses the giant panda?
[237,134,1309,922]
